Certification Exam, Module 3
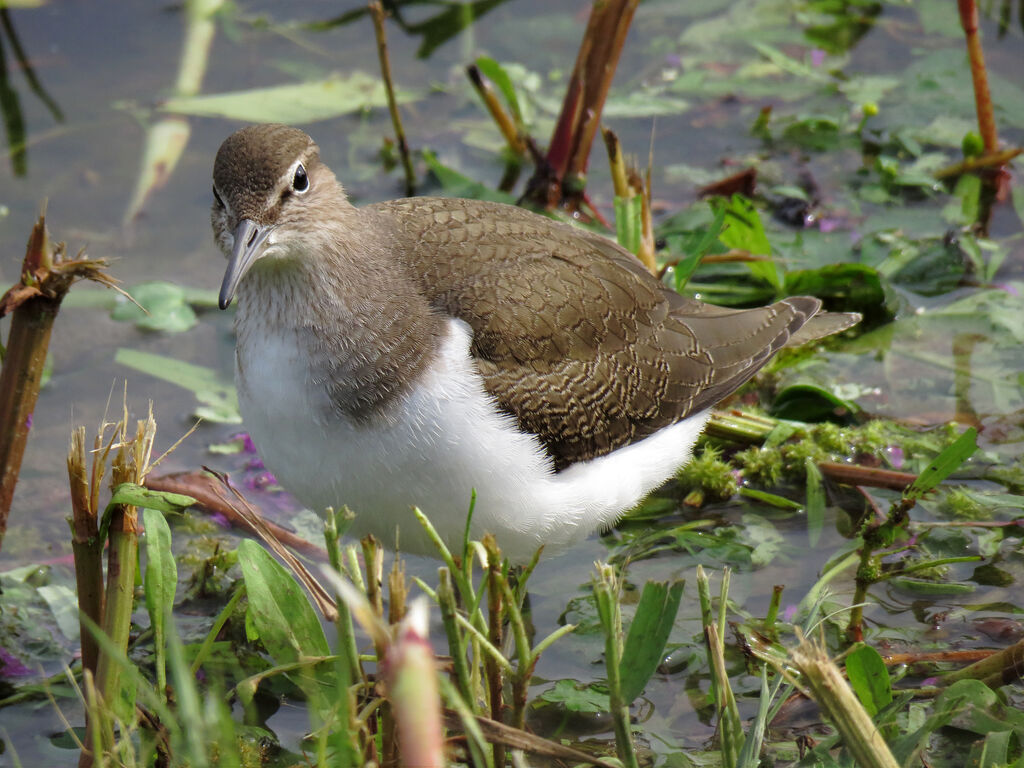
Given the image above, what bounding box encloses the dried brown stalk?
[200,467,337,620]
[369,1,416,197]
[439,710,620,768]
[144,470,328,558]
[467,64,527,157]
[941,635,1024,688]
[818,461,917,491]
[0,211,116,551]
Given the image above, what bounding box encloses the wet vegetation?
[1,0,1023,766]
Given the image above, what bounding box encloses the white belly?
[236,318,710,562]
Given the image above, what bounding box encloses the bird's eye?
[212,185,224,207]
[292,164,309,193]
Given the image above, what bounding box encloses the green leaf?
[111,281,198,333]
[161,72,420,123]
[905,427,977,500]
[943,173,981,227]
[888,577,976,596]
[474,56,522,124]
[712,195,781,289]
[36,584,80,642]
[804,458,825,548]
[738,487,804,510]
[603,89,690,118]
[784,263,899,325]
[237,540,334,710]
[613,195,642,255]
[116,348,241,423]
[98,484,195,546]
[771,383,860,424]
[537,679,610,713]
[422,150,516,204]
[845,644,891,717]
[238,540,330,661]
[714,194,771,256]
[110,483,195,514]
[672,203,727,292]
[619,579,684,704]
[143,508,177,693]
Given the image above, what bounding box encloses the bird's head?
[211,123,341,309]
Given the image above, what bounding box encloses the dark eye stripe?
[212,185,224,207]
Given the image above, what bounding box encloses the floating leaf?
[603,89,690,118]
[619,579,684,704]
[111,281,198,333]
[537,679,610,713]
[36,584,79,642]
[161,72,419,123]
[784,263,899,325]
[115,348,241,423]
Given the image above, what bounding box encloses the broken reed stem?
[0,296,58,539]
[602,128,658,274]
[369,1,415,197]
[91,413,155,766]
[593,564,639,768]
[485,536,506,768]
[361,536,396,767]
[68,427,104,681]
[0,212,113,552]
[789,635,900,768]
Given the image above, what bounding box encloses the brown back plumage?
[374,197,831,470]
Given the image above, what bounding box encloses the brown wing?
[371,197,822,470]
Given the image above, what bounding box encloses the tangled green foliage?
[732,419,963,488]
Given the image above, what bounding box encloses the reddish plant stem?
[0,293,59,542]
[524,0,639,213]
[957,0,999,155]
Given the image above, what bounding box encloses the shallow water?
[1,0,1023,764]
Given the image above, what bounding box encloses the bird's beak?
[219,219,274,309]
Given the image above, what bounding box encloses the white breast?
[236,318,709,562]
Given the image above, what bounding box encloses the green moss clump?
[780,439,830,476]
[808,422,849,455]
[677,445,737,502]
[940,488,988,521]
[734,445,783,486]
